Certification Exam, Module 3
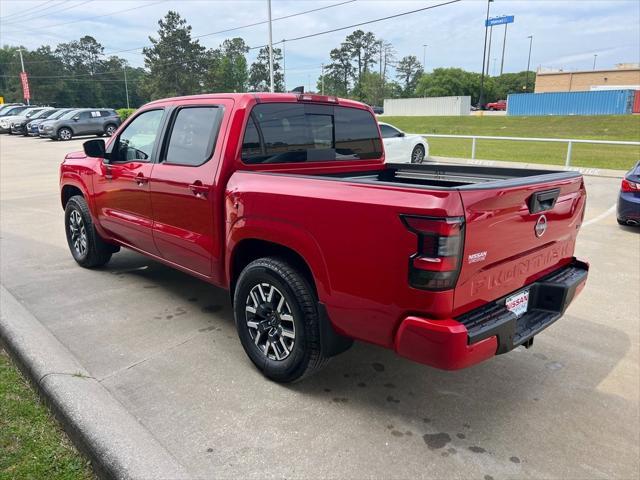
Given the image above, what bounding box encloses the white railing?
[418,133,640,167]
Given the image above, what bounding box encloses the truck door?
[93,108,166,255]
[149,100,230,278]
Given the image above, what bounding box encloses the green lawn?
[0,350,94,480]
[382,115,640,170]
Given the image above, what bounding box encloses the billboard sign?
[20,72,30,101]
[486,15,515,27]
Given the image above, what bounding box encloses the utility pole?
[18,47,29,105]
[282,39,286,91]
[321,63,325,95]
[478,0,493,109]
[592,54,598,71]
[500,22,508,75]
[123,65,130,109]
[422,44,428,71]
[267,0,274,93]
[525,35,533,92]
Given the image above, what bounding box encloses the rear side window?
[78,112,92,119]
[163,107,223,166]
[241,103,382,164]
[100,110,114,117]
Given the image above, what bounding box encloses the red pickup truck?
[60,93,588,382]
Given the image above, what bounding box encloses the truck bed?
[320,163,580,190]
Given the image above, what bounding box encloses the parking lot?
[1,134,638,479]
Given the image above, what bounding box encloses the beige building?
[534,64,640,93]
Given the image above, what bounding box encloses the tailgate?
[454,174,586,315]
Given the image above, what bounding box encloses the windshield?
[60,110,81,120]
[49,109,73,120]
[32,109,56,120]
[23,108,44,118]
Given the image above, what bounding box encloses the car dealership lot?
[1,135,638,479]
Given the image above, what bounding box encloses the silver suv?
[39,108,121,141]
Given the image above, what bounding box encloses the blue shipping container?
[507,89,635,116]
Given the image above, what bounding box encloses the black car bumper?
[458,259,589,354]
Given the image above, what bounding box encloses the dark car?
[371,105,384,114]
[39,108,121,141]
[11,107,57,135]
[617,160,640,226]
[26,108,75,136]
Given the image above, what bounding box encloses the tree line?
[0,10,535,108]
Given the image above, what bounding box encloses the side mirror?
[73,116,79,121]
[83,139,106,159]
[397,132,405,137]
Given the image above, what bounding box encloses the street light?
[593,54,598,71]
[525,34,533,92]
[478,0,493,109]
[267,0,274,93]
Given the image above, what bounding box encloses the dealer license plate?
[505,289,529,318]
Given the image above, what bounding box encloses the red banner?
[20,72,30,101]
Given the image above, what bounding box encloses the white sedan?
[379,122,429,164]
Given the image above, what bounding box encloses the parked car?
[11,107,56,135]
[485,100,507,111]
[0,104,29,119]
[0,103,24,115]
[379,122,429,163]
[60,93,588,383]
[617,160,640,226]
[371,105,384,114]
[0,106,47,133]
[26,108,75,136]
[40,108,121,140]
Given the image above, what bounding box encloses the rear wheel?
[105,124,117,136]
[58,127,73,141]
[64,195,114,268]
[233,257,328,383]
[411,144,426,164]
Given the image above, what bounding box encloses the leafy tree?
[494,71,535,99]
[416,67,498,105]
[395,55,423,97]
[142,11,205,99]
[204,38,249,92]
[248,46,284,92]
[320,45,353,96]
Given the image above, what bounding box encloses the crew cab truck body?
[60,93,588,382]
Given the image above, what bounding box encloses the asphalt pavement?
[1,134,638,479]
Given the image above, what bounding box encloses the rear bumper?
[394,258,589,370]
[617,192,640,220]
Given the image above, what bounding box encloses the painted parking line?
[583,204,616,227]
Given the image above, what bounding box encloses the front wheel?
[233,257,328,383]
[58,127,73,141]
[105,124,117,136]
[411,144,426,164]
[64,195,114,268]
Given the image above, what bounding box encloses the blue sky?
[1,0,639,90]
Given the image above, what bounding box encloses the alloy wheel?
[245,282,296,361]
[411,146,425,164]
[68,209,88,257]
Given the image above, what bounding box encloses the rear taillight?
[621,179,639,192]
[401,215,465,291]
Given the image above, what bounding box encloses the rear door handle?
[134,173,148,186]
[189,181,208,198]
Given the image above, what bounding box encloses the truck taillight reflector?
[401,215,465,291]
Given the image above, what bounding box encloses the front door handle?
[134,173,148,186]
[189,181,208,199]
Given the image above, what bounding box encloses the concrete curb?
[430,155,627,179]
[0,285,192,480]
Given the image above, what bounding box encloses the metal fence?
[419,133,640,167]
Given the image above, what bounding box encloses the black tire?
[105,124,117,137]
[411,144,426,164]
[233,257,328,383]
[64,195,114,268]
[57,127,73,141]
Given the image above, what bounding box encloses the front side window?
[163,107,222,166]
[241,103,382,164]
[380,124,400,138]
[78,112,92,120]
[112,109,164,162]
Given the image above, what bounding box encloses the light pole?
[592,54,598,71]
[282,39,286,91]
[422,44,428,70]
[525,34,533,92]
[478,0,493,109]
[499,22,508,75]
[486,24,493,76]
[267,0,274,93]
[321,63,325,95]
[123,65,130,109]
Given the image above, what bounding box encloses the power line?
[249,0,461,50]
[0,0,55,21]
[1,0,95,26]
